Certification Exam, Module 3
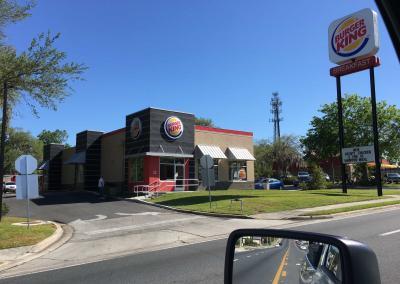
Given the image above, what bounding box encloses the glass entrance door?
[174,164,185,191]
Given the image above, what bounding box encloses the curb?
[124,197,254,219]
[0,221,73,273]
[301,202,400,219]
[286,215,333,220]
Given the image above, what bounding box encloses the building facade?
[41,107,255,192]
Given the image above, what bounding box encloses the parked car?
[3,182,17,193]
[384,173,400,183]
[254,178,284,189]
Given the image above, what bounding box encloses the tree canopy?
[0,0,33,41]
[37,129,68,145]
[4,126,42,173]
[301,94,400,163]
[194,117,216,127]
[254,135,303,178]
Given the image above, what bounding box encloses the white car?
[3,182,17,193]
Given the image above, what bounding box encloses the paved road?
[3,191,166,223]
[2,207,400,284]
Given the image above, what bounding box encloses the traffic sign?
[201,168,215,187]
[200,155,213,169]
[16,174,39,200]
[15,155,37,175]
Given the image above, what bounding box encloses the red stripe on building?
[195,125,253,136]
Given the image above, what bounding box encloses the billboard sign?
[342,146,375,164]
[329,8,379,65]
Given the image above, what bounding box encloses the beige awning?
[195,145,227,159]
[226,147,255,161]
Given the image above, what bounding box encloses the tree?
[0,3,87,220]
[4,126,43,173]
[37,129,68,145]
[254,140,273,178]
[254,136,303,178]
[271,135,303,176]
[301,94,400,182]
[0,0,33,41]
[195,117,216,127]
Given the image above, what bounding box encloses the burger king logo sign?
[164,116,184,140]
[130,117,142,140]
[329,9,379,65]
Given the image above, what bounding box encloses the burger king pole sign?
[328,8,379,65]
[328,8,383,197]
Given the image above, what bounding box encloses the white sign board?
[201,168,215,187]
[15,155,37,175]
[342,146,375,164]
[16,174,39,200]
[328,8,379,65]
[200,155,214,169]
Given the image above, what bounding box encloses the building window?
[229,161,247,181]
[160,158,184,180]
[129,158,144,182]
[214,159,219,181]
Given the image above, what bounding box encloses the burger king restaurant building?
[41,107,255,193]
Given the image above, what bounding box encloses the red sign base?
[330,56,380,77]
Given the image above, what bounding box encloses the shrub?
[303,163,327,190]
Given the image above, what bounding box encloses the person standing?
[98,176,105,198]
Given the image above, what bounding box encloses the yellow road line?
[272,248,289,284]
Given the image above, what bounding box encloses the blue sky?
[7,0,400,145]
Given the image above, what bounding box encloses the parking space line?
[380,229,400,236]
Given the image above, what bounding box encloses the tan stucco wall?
[194,130,255,181]
[101,131,125,182]
[61,147,76,185]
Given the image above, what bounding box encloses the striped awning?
[195,145,227,159]
[226,147,256,161]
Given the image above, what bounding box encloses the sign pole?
[369,67,383,196]
[336,76,347,194]
[26,177,30,229]
[206,158,211,210]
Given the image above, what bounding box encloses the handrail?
[133,178,199,197]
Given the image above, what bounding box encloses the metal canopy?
[226,147,256,161]
[64,151,86,164]
[195,145,227,159]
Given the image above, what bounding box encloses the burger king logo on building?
[130,117,142,140]
[328,9,379,65]
[164,116,184,140]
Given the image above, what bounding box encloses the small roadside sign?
[200,155,214,169]
[342,146,375,164]
[16,175,39,200]
[201,168,215,187]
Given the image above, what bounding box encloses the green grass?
[149,189,400,216]
[0,217,56,250]
[302,200,400,216]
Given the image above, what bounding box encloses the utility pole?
[0,82,9,221]
[270,92,283,143]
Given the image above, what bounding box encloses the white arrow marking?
[115,212,161,216]
[71,215,108,224]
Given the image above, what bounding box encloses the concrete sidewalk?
[251,195,400,220]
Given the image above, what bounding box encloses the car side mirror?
[224,229,381,284]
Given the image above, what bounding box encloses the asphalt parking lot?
[3,191,166,223]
